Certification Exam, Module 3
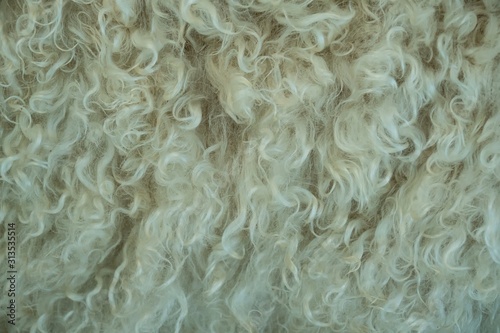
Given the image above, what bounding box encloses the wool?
[1,0,500,332]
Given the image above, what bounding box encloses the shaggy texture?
[1,0,500,332]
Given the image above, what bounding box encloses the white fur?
[1,0,499,332]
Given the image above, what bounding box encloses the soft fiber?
[1,0,500,332]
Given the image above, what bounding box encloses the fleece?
[1,0,500,332]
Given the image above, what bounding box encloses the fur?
[1,0,500,332]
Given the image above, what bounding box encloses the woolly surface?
[1,0,500,332]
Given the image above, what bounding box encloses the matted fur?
[1,0,500,332]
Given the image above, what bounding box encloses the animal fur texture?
[1,0,500,332]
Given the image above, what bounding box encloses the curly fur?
[1,0,500,332]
